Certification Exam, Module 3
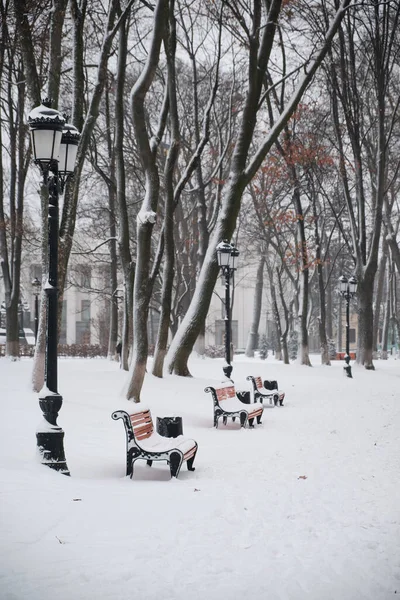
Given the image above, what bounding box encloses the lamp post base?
[37,430,70,474]
[37,392,70,475]
[343,364,352,378]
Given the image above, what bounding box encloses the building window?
[349,328,356,344]
[81,300,90,322]
[76,265,91,289]
[76,321,90,345]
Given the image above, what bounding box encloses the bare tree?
[167,0,353,376]
[125,0,168,401]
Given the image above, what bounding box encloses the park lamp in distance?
[32,277,41,295]
[28,100,80,188]
[339,275,357,297]
[216,240,239,272]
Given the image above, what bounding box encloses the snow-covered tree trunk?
[373,239,388,353]
[114,15,134,370]
[245,257,264,358]
[125,0,168,401]
[276,267,289,365]
[152,1,180,378]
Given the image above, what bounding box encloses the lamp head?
[339,275,348,294]
[216,240,233,268]
[348,276,357,296]
[28,101,65,173]
[32,277,41,295]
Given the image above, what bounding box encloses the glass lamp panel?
[348,276,357,294]
[59,141,78,175]
[30,128,62,163]
[216,241,232,267]
[230,247,239,270]
[59,123,80,175]
[339,276,348,293]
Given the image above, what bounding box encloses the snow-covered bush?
[259,334,269,360]
[288,330,298,360]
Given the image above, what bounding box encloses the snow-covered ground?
[0,354,399,600]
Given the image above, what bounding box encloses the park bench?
[111,408,198,479]
[204,383,264,428]
[246,375,285,407]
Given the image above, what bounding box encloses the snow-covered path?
[0,355,399,599]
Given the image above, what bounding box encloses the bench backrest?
[216,386,236,403]
[254,376,263,390]
[129,409,154,440]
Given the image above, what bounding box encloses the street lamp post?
[32,277,41,344]
[338,275,357,378]
[216,240,239,380]
[28,99,80,474]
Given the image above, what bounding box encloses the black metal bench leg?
[187,449,197,472]
[248,417,255,428]
[223,415,228,426]
[169,451,183,478]
[147,460,153,466]
[240,412,248,428]
[257,414,262,424]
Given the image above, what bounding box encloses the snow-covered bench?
[246,375,285,407]
[204,383,264,428]
[111,408,198,478]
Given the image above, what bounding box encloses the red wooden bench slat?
[216,386,236,401]
[183,447,197,460]
[255,377,263,389]
[130,410,151,424]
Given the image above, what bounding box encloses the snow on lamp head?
[28,100,65,174]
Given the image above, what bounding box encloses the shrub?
[288,330,298,360]
[204,345,225,358]
[57,344,108,358]
[258,334,269,360]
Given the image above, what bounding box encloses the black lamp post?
[338,275,357,378]
[216,240,239,380]
[28,99,80,474]
[32,277,41,344]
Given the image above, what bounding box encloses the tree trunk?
[380,265,390,359]
[292,185,311,366]
[276,268,289,364]
[245,257,264,357]
[126,0,168,400]
[373,239,388,352]
[152,1,180,378]
[312,190,330,365]
[357,272,375,369]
